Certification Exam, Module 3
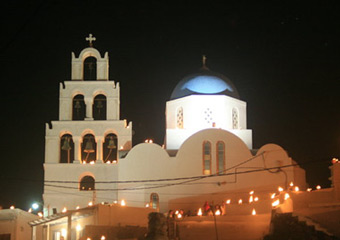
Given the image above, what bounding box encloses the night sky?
[1,1,339,210]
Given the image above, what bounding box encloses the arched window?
[232,108,239,129]
[83,57,97,80]
[93,94,107,120]
[81,134,97,163]
[103,133,118,163]
[216,141,225,174]
[60,134,74,163]
[176,107,183,129]
[79,176,95,191]
[72,95,86,120]
[150,193,159,210]
[203,141,211,175]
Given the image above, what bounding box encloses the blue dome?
[170,69,240,100]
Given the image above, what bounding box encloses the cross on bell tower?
[86,33,96,47]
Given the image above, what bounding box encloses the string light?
[284,193,290,200]
[307,188,312,192]
[249,190,254,195]
[289,182,294,187]
[226,199,231,204]
[215,209,221,216]
[249,195,253,203]
[316,185,321,190]
[254,197,259,202]
[278,186,284,192]
[238,199,243,204]
[197,208,202,216]
[271,193,276,199]
[252,209,256,215]
[294,186,299,192]
[120,199,126,206]
[272,199,280,207]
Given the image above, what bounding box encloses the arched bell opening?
[72,95,86,120]
[60,134,75,163]
[83,56,97,80]
[103,133,118,163]
[93,94,107,120]
[79,176,95,191]
[81,134,97,163]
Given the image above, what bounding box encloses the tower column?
[85,98,94,120]
[73,137,81,163]
[96,136,104,163]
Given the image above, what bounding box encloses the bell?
[61,137,71,151]
[84,139,95,153]
[107,136,116,149]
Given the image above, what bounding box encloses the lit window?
[176,107,183,129]
[203,141,211,175]
[216,141,225,174]
[150,193,159,210]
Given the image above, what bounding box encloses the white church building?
[43,36,307,215]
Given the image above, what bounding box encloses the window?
[72,95,86,120]
[83,56,97,80]
[203,141,211,175]
[81,134,96,163]
[176,107,183,129]
[93,94,107,120]
[216,141,225,174]
[103,133,118,163]
[150,193,159,210]
[232,108,239,129]
[60,134,74,163]
[80,176,95,190]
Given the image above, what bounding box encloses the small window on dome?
[203,141,211,175]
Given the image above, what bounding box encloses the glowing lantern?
[284,193,290,200]
[272,199,280,207]
[238,199,243,204]
[145,203,150,208]
[249,190,254,195]
[10,206,15,209]
[38,212,43,217]
[62,207,67,213]
[88,201,93,206]
[197,208,202,216]
[215,209,221,216]
[177,213,182,219]
[254,197,259,202]
[90,161,95,165]
[249,196,253,203]
[121,199,126,206]
[316,185,321,190]
[289,182,294,187]
[76,224,82,231]
[252,209,256,215]
[87,238,92,240]
[76,206,80,209]
[307,188,312,192]
[294,186,299,192]
[226,199,231,204]
[101,236,106,240]
[278,186,284,192]
[271,193,276,199]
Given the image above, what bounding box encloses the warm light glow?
[76,206,80,209]
[254,197,259,202]
[61,229,67,237]
[271,193,276,199]
[284,193,290,200]
[82,161,86,164]
[145,203,150,208]
[90,161,95,165]
[76,224,82,231]
[289,182,294,187]
[62,207,67,213]
[249,195,253,203]
[332,158,339,164]
[87,238,92,240]
[316,185,321,190]
[249,190,254,195]
[120,199,126,206]
[112,160,117,163]
[278,186,284,192]
[177,213,182,219]
[175,210,179,215]
[28,208,32,213]
[149,139,153,143]
[113,200,118,204]
[226,199,231,204]
[38,212,43,217]
[294,186,300,192]
[106,161,111,164]
[10,206,15,209]
[32,203,39,210]
[101,236,106,240]
[252,209,256,215]
[238,199,243,204]
[197,208,202,216]
[120,146,124,150]
[88,201,93,206]
[215,209,221,216]
[272,199,280,207]
[307,188,312,192]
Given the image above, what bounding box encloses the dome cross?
[86,33,96,47]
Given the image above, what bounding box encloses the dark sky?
[1,1,339,210]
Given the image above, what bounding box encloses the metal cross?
[86,34,96,47]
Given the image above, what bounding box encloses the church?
[43,35,307,216]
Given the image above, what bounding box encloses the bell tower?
[43,34,132,216]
